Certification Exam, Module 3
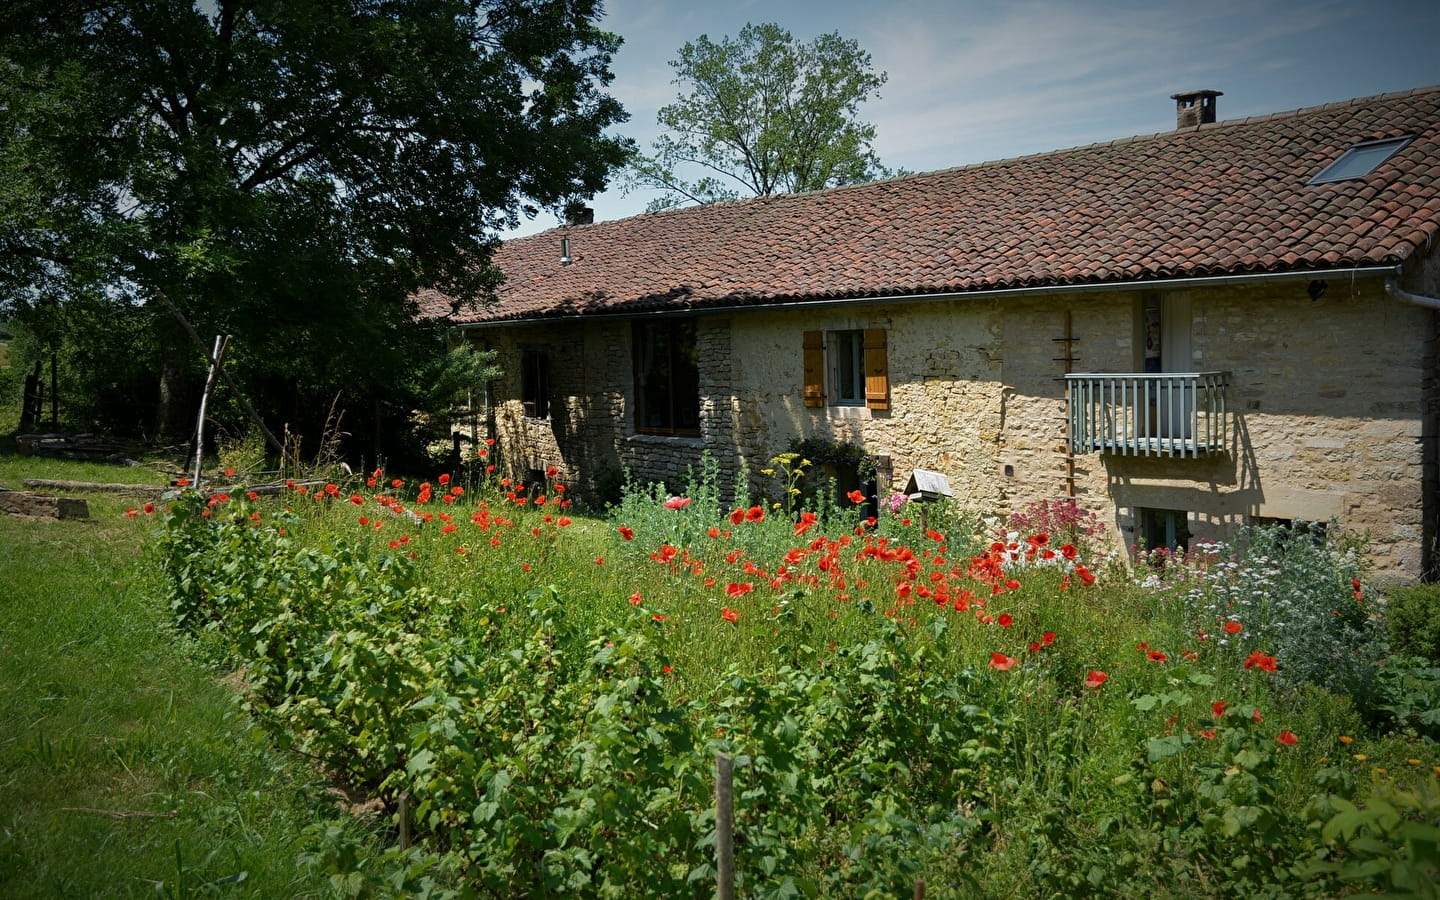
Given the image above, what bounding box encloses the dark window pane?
[634,319,700,433]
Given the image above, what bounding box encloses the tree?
[626,22,891,210]
[0,1,629,452]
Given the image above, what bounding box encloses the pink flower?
[663,496,692,510]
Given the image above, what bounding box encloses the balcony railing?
[1066,372,1231,457]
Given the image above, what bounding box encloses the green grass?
[0,471,380,897]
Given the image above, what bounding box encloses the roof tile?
[422,86,1440,323]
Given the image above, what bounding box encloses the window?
[520,348,550,419]
[803,329,889,410]
[1138,507,1190,552]
[1308,136,1413,185]
[634,319,700,434]
[831,330,865,405]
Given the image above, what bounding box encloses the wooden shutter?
[803,330,825,408]
[864,329,889,410]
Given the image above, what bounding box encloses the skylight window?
[1308,136,1413,185]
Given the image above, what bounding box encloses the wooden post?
[49,352,58,427]
[914,877,925,899]
[398,791,412,850]
[716,752,735,900]
[191,336,231,487]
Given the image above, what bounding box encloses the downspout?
[1388,273,1440,580]
[1387,275,1440,309]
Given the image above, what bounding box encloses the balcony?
[1066,372,1231,458]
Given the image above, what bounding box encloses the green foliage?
[1155,525,1387,707]
[1389,583,1440,661]
[0,0,628,449]
[626,22,893,210]
[1377,655,1440,741]
[145,463,1440,897]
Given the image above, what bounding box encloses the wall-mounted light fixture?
[560,237,572,265]
[1307,279,1327,301]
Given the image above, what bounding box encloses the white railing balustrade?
[1066,372,1230,457]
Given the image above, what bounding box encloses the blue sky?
[510,0,1440,236]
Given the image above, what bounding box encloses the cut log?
[23,479,164,496]
[0,489,90,520]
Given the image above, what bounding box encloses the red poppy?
[438,473,451,485]
[997,614,1014,627]
[557,516,572,527]
[1223,620,1243,635]
[846,489,865,504]
[1083,670,1108,688]
[618,526,634,541]
[1253,708,1263,724]
[661,663,673,673]
[628,592,642,606]
[350,494,364,505]
[1197,728,1217,740]
[125,508,138,518]
[720,607,740,624]
[988,652,1018,672]
[1041,631,1056,646]
[794,511,818,536]
[143,502,155,514]
[729,508,745,525]
[1276,730,1298,746]
[726,582,753,598]
[594,557,604,566]
[1243,651,1278,673]
[1211,700,1227,718]
[746,506,765,523]
[1147,649,1168,663]
[708,526,721,539]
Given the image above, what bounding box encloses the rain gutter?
[454,264,1401,330]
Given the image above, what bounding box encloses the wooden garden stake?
[399,791,412,850]
[716,752,735,900]
[915,877,925,899]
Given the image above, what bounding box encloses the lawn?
[0,452,383,898]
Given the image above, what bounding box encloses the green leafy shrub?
[1377,655,1440,741]
[1388,583,1440,661]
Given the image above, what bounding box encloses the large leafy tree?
[627,22,891,210]
[0,0,628,449]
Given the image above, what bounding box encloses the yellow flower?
[1410,758,1423,767]
[1375,767,1387,775]
[1338,735,1354,744]
[1353,753,1368,762]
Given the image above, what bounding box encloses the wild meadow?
[144,451,1440,898]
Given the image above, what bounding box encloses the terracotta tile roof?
[421,85,1440,324]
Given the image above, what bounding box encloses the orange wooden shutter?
[864,329,889,410]
[803,331,825,408]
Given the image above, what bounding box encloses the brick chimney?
[1170,90,1222,129]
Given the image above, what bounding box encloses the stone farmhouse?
[421,86,1440,581]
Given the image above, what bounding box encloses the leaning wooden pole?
[191,335,231,487]
[716,752,735,900]
[153,290,290,469]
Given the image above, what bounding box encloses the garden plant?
[143,453,1440,898]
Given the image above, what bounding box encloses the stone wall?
[474,272,1434,580]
